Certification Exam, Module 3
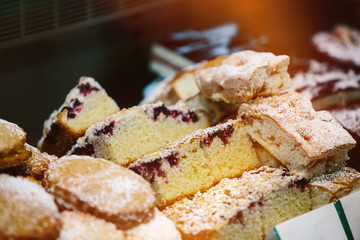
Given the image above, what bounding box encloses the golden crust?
[43,155,156,230]
[0,119,31,169]
[23,144,56,179]
[195,50,291,103]
[0,174,60,239]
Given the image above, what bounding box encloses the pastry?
[0,119,31,169]
[43,155,156,230]
[195,50,291,103]
[0,174,60,239]
[238,91,356,177]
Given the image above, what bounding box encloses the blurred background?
[0,0,359,145]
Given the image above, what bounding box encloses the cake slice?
[43,155,156,230]
[238,91,356,177]
[0,119,31,169]
[309,167,360,209]
[195,50,291,104]
[163,166,311,240]
[129,118,260,206]
[69,102,210,166]
[38,77,119,157]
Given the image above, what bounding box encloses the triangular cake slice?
[38,77,119,157]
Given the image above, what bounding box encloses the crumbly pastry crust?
[195,50,291,103]
[0,174,60,239]
[238,91,356,177]
[43,155,156,230]
[0,119,31,169]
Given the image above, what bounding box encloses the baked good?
[330,104,360,170]
[129,118,260,206]
[312,24,360,70]
[126,208,181,240]
[23,144,56,180]
[69,102,210,166]
[163,166,311,240]
[0,174,60,239]
[43,155,156,230]
[195,50,291,103]
[38,77,119,157]
[184,94,239,125]
[309,167,360,209]
[0,119,31,169]
[238,91,356,177]
[59,211,126,240]
[291,60,360,110]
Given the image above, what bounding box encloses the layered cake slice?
[238,91,356,177]
[38,77,119,157]
[129,118,260,206]
[309,167,360,209]
[195,50,291,104]
[0,119,31,169]
[163,166,311,240]
[69,102,210,166]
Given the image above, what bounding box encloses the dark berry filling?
[201,124,235,147]
[61,98,83,119]
[71,139,95,156]
[78,82,100,96]
[94,121,115,137]
[129,151,179,183]
[150,104,199,123]
[288,178,308,192]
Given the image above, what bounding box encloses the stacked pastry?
[1,48,359,239]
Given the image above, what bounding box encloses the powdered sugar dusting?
[164,167,306,235]
[0,119,26,153]
[241,91,356,159]
[45,156,155,216]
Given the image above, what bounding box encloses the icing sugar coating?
[239,91,356,177]
[312,25,360,67]
[0,119,27,154]
[59,211,126,240]
[43,155,156,230]
[0,174,60,239]
[196,50,291,103]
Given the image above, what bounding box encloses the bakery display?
[0,119,31,169]
[163,166,310,240]
[43,155,156,230]
[2,26,360,238]
[238,91,356,177]
[0,174,60,239]
[129,118,260,206]
[69,101,210,166]
[38,77,119,157]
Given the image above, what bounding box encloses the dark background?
[0,0,359,145]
